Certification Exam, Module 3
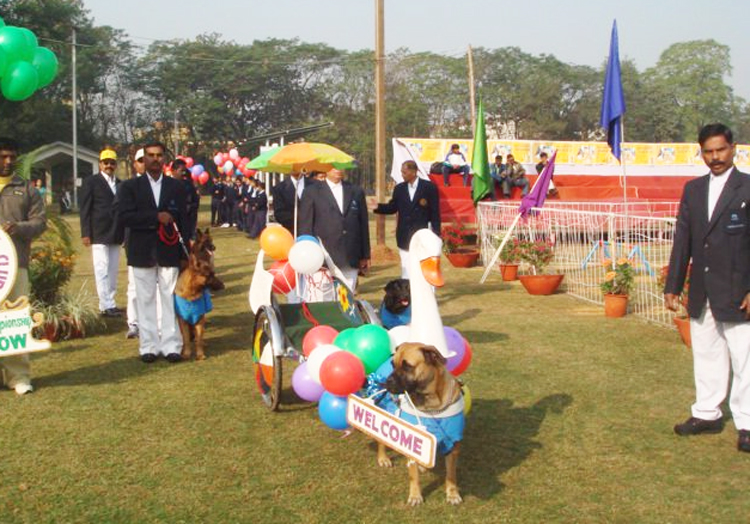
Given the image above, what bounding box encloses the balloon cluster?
[164,155,209,185]
[0,18,59,101]
[213,148,257,179]
[259,226,326,294]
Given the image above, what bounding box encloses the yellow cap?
[100,149,117,161]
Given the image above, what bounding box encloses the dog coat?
[174,289,213,325]
[379,303,411,329]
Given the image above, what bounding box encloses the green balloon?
[0,47,8,78]
[0,26,32,62]
[1,60,39,101]
[31,47,57,87]
[18,27,38,60]
[0,17,5,29]
[346,324,391,375]
[334,328,356,350]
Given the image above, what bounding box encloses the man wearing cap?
[124,148,146,338]
[80,148,124,317]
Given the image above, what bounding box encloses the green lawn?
[0,205,746,524]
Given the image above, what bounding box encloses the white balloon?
[388,325,410,353]
[306,344,341,385]
[288,240,324,275]
[229,148,240,160]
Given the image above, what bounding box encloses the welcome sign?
[0,227,18,304]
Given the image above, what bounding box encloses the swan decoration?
[404,228,454,359]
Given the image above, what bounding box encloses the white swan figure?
[405,229,453,358]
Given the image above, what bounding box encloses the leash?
[158,222,190,258]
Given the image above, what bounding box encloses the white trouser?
[0,269,31,388]
[92,244,120,312]
[339,265,359,292]
[127,265,161,326]
[133,266,182,357]
[690,304,750,430]
[398,248,410,279]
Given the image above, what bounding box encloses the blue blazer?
[374,178,441,250]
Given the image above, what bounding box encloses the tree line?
[1,0,748,189]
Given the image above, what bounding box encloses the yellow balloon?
[260,225,294,261]
[462,384,472,416]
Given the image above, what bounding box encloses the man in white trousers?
[80,148,124,317]
[665,123,750,453]
[116,142,186,363]
[125,148,146,338]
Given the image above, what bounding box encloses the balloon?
[223,160,234,173]
[444,327,467,372]
[306,344,340,385]
[213,153,223,166]
[296,234,319,245]
[450,339,473,377]
[190,164,205,176]
[318,392,349,430]
[17,27,37,59]
[229,148,239,160]
[302,325,339,358]
[346,324,391,375]
[0,47,8,78]
[334,328,356,351]
[0,26,32,62]
[387,325,410,353]
[320,351,365,396]
[288,240,324,275]
[268,260,296,294]
[462,384,472,416]
[185,157,194,168]
[198,172,209,185]
[292,362,325,402]
[1,60,38,101]
[30,47,58,88]
[0,17,5,28]
[240,156,250,165]
[259,225,294,261]
[246,169,257,177]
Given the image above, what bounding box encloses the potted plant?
[600,258,635,317]
[517,239,564,295]
[442,221,479,268]
[659,264,691,347]
[494,236,524,281]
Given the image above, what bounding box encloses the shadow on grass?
[34,355,165,388]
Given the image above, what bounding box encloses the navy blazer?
[271,177,317,233]
[79,173,124,245]
[666,168,750,322]
[298,180,370,269]
[374,178,441,250]
[115,174,187,268]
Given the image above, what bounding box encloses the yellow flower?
[617,258,630,266]
[605,271,617,281]
[601,259,611,267]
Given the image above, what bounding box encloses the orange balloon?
[260,225,294,260]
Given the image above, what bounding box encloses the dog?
[379,278,411,329]
[175,229,224,360]
[376,342,465,506]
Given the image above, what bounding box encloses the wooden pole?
[374,0,386,246]
[468,45,476,134]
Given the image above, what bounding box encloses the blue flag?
[600,20,626,161]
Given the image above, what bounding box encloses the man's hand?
[740,292,750,319]
[82,236,91,247]
[157,211,174,225]
[2,222,16,235]
[358,258,371,276]
[664,293,681,312]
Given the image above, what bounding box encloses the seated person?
[489,155,507,200]
[503,154,529,197]
[442,143,470,187]
[535,151,558,197]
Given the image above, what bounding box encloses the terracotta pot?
[603,293,628,318]
[446,250,480,268]
[518,274,564,295]
[673,316,691,348]
[498,263,519,281]
[43,323,59,342]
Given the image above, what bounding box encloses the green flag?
[471,99,491,203]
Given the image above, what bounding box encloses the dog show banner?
[347,394,437,469]
[0,228,51,358]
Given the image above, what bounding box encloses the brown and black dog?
[175,229,224,360]
[380,342,464,506]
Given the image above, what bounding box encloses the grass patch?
[0,204,746,523]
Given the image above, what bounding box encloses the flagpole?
[621,118,628,207]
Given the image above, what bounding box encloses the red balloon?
[319,351,365,396]
[185,157,194,168]
[198,172,209,185]
[302,325,339,358]
[269,260,296,294]
[450,338,473,377]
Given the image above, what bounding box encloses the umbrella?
[251,142,356,174]
[247,147,289,173]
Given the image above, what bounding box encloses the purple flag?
[519,151,556,217]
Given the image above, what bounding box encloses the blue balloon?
[296,235,319,244]
[190,164,205,176]
[318,392,349,430]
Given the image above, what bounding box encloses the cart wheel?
[252,307,283,411]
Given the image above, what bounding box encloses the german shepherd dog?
[380,342,465,506]
[175,229,224,360]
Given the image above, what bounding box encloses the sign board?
[0,228,18,305]
[0,305,50,357]
[347,394,437,469]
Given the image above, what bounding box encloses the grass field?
[0,205,747,524]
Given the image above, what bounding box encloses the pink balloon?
[213,153,223,166]
[185,157,194,168]
[303,325,339,358]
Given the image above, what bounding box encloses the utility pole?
[173,109,180,157]
[374,0,386,247]
[72,27,79,209]
[467,45,476,134]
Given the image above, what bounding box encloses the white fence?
[477,201,681,328]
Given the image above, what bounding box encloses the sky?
[82,0,750,100]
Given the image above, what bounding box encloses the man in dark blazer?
[80,148,125,317]
[271,172,313,235]
[665,123,750,452]
[374,160,440,278]
[298,168,370,291]
[116,141,187,363]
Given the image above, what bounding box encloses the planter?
[518,274,564,295]
[498,263,520,281]
[673,316,691,348]
[462,233,478,246]
[603,293,629,318]
[445,249,480,268]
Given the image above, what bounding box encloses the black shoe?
[674,416,724,436]
[101,308,122,318]
[165,353,182,363]
[141,353,157,364]
[738,430,750,452]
